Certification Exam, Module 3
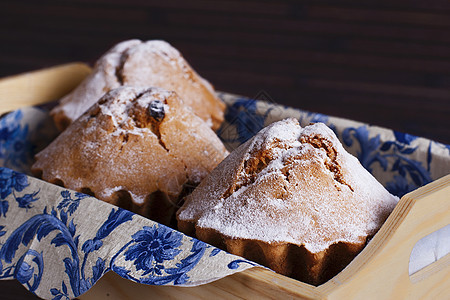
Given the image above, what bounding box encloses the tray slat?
[0,62,91,115]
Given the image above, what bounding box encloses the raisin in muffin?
[33,86,229,225]
[51,39,225,131]
[177,118,398,285]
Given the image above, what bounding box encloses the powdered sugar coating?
[178,118,399,253]
[50,39,224,131]
[33,86,229,210]
[52,40,140,126]
[124,40,214,92]
[97,86,173,137]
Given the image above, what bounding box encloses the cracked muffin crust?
[50,39,225,131]
[32,86,229,225]
[177,118,398,285]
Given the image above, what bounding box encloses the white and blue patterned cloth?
[0,93,449,299]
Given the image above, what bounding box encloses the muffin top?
[51,39,225,131]
[177,118,398,253]
[33,86,229,204]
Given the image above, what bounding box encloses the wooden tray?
[0,64,449,299]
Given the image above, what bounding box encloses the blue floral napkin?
[0,93,449,299]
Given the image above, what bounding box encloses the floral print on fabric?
[124,225,183,276]
[0,110,31,171]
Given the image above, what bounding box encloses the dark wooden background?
[1,0,450,299]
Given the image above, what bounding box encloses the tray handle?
[325,174,450,299]
[0,63,91,115]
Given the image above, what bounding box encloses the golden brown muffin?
[33,86,229,225]
[177,118,398,285]
[50,39,225,131]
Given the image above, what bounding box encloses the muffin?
[32,86,229,225]
[50,39,225,131]
[177,118,398,285]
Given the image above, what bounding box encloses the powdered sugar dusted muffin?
[50,39,225,131]
[177,118,398,285]
[33,86,229,225]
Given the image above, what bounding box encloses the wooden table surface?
[1,1,450,299]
